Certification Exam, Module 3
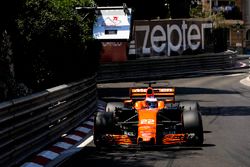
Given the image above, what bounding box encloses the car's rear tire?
[180,101,204,145]
[94,112,114,147]
[106,102,124,112]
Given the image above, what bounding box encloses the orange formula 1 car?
[94,83,204,148]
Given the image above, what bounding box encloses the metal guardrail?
[97,52,237,82]
[0,75,97,167]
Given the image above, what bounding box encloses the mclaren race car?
[94,83,204,148]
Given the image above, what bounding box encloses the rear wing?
[129,87,175,102]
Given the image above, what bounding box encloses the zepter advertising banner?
[133,19,213,56]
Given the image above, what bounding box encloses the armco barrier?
[0,75,97,167]
[97,52,237,82]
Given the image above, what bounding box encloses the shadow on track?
[58,143,215,167]
[201,106,250,116]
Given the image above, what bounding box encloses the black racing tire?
[94,112,114,147]
[180,101,204,145]
[105,102,124,113]
[179,101,199,112]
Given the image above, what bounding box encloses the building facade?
[202,0,250,53]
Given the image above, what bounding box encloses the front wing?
[97,133,196,146]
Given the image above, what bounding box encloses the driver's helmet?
[145,97,158,108]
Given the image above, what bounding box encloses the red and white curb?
[21,102,106,167]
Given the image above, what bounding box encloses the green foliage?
[190,4,205,18]
[14,0,99,91]
[210,12,226,28]
[17,0,95,43]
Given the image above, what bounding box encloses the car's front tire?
[180,101,204,145]
[94,112,114,147]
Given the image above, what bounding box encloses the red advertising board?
[100,42,128,63]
